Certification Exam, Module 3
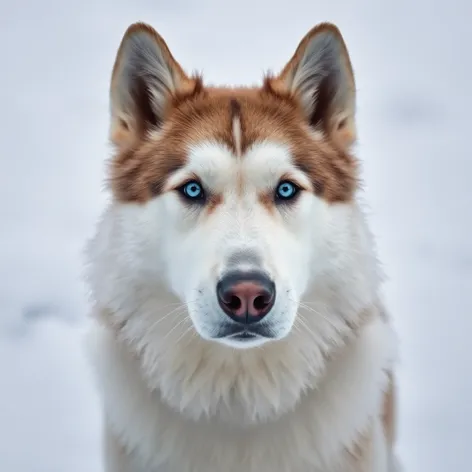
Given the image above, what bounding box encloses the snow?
[1,0,471,470]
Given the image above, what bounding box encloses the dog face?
[99,22,358,349]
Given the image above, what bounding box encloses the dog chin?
[214,333,272,349]
[197,320,293,349]
[194,324,276,349]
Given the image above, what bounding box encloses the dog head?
[93,22,363,351]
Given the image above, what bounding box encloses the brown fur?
[110,89,358,203]
[205,193,224,216]
[108,23,359,205]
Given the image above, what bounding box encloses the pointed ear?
[109,22,199,148]
[270,23,356,149]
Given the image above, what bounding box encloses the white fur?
[85,140,400,471]
[87,313,396,472]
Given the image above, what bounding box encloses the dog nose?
[216,271,276,324]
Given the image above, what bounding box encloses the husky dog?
[85,21,400,472]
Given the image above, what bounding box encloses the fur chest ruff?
[87,315,397,472]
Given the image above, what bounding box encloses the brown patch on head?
[108,22,359,204]
[110,138,188,203]
[290,135,358,203]
[205,193,223,216]
[258,191,276,215]
[110,87,358,203]
[229,98,241,118]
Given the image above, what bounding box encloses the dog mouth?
[227,331,259,341]
[213,324,275,341]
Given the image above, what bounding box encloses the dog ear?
[270,23,356,149]
[109,22,199,148]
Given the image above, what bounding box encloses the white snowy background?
[1,0,471,470]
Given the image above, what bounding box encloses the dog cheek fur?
[86,198,384,419]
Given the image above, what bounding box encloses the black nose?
[216,271,276,324]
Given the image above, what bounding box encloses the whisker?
[291,317,304,335]
[174,323,196,346]
[288,297,340,331]
[299,305,340,331]
[154,300,194,310]
[147,298,199,332]
[148,306,188,332]
[154,297,201,314]
[295,314,320,339]
[162,315,192,342]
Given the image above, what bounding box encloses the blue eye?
[275,181,299,201]
[181,180,205,201]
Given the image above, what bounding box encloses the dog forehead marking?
[230,99,242,158]
[111,91,357,203]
